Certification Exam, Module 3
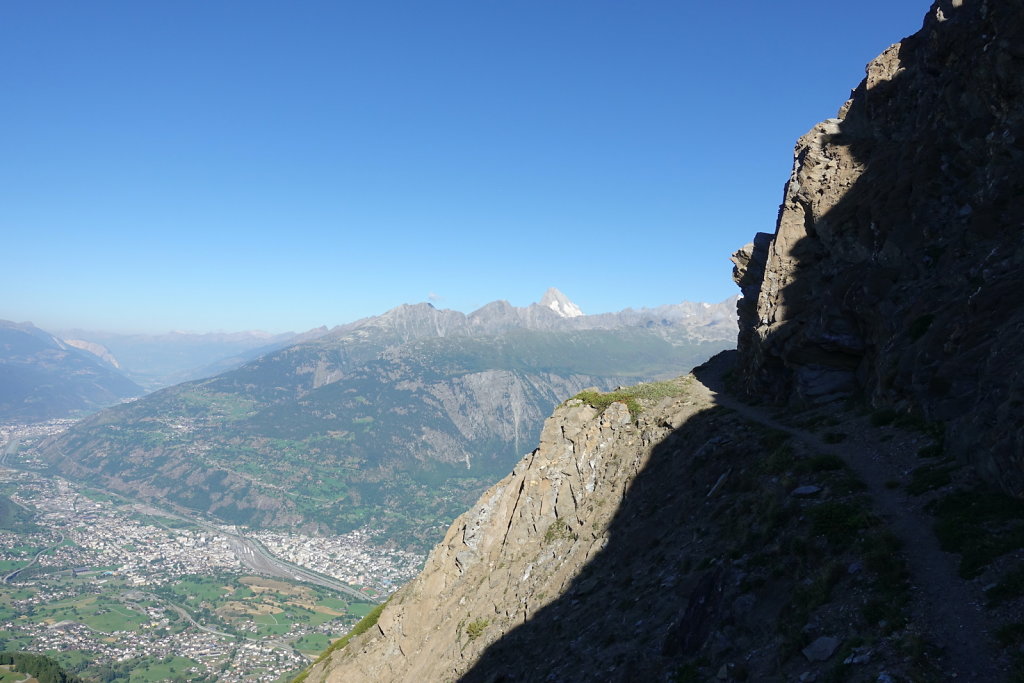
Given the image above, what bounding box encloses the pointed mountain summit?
[538,287,584,318]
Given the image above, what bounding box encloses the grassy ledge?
[566,378,691,418]
[291,599,389,683]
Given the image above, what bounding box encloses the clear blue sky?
[2,1,928,333]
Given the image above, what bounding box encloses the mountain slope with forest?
[35,292,734,549]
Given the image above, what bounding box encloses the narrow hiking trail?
[693,355,1005,681]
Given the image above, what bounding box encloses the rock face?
[62,339,121,369]
[303,362,957,681]
[0,320,143,421]
[732,0,1024,493]
[306,379,730,682]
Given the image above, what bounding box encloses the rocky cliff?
[299,2,1024,680]
[303,356,1013,681]
[304,378,744,682]
[732,0,1024,494]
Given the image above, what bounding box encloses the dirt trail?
[693,355,1002,681]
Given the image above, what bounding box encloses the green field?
[154,574,369,638]
[168,577,228,603]
[347,602,376,618]
[0,561,26,574]
[127,655,198,682]
[1,566,372,681]
[0,666,33,682]
[294,633,330,653]
[31,594,148,633]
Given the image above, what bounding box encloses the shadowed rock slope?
[303,360,1018,681]
[732,0,1024,494]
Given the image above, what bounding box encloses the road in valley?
[3,531,65,584]
[130,502,372,601]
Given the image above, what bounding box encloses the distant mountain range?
[56,327,328,391]
[0,320,144,421]
[34,290,737,549]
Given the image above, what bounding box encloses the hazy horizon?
[12,288,738,337]
[3,1,927,335]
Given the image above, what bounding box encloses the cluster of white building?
[253,527,422,593]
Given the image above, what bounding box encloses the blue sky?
[2,1,928,333]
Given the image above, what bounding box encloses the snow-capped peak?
[538,287,584,318]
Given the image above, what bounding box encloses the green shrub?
[543,518,576,544]
[906,463,954,495]
[465,617,489,641]
[809,502,871,543]
[870,409,898,427]
[931,489,1024,578]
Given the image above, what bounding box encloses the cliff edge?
[732,0,1024,493]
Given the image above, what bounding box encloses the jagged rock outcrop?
[62,339,121,368]
[306,379,727,682]
[732,0,1024,493]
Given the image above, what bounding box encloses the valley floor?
[0,422,423,683]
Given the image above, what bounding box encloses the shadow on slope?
[730,0,1024,493]
[460,1,1024,678]
[458,354,928,681]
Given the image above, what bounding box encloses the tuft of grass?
[931,489,1024,578]
[860,532,910,631]
[797,454,846,473]
[997,622,1024,648]
[822,431,848,444]
[870,408,898,427]
[762,443,796,475]
[759,428,791,451]
[672,664,701,683]
[809,501,872,544]
[905,463,955,495]
[543,518,576,544]
[464,617,489,641]
[567,379,690,418]
[792,561,845,614]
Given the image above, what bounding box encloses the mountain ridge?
[0,319,144,421]
[33,293,736,549]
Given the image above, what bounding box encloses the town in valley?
[0,420,423,682]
